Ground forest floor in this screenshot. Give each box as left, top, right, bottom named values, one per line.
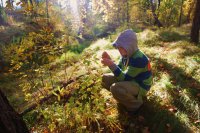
left=0, top=25, right=200, bottom=132
left=78, top=26, right=200, bottom=132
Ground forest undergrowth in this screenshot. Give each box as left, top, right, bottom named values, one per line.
left=1, top=25, right=200, bottom=133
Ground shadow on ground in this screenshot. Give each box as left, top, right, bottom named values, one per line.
left=158, top=30, right=189, bottom=42
left=151, top=56, right=200, bottom=101
left=117, top=98, right=192, bottom=133
left=116, top=55, right=199, bottom=132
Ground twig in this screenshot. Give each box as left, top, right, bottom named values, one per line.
left=19, top=75, right=84, bottom=116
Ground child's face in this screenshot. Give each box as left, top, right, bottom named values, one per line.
left=118, top=47, right=127, bottom=57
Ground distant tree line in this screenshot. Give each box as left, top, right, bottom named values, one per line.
left=0, top=0, right=199, bottom=43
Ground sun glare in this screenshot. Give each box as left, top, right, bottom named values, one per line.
left=58, top=0, right=79, bottom=18
left=69, top=0, right=78, bottom=13
left=58, top=0, right=78, bottom=12
left=3, top=0, right=20, bottom=8
left=3, top=0, right=78, bottom=15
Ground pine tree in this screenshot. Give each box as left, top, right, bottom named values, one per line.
left=191, top=0, right=200, bottom=43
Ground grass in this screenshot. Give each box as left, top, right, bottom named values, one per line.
left=0, top=22, right=26, bottom=44
left=0, top=72, right=25, bottom=110
left=87, top=26, right=199, bottom=132
left=137, top=26, right=200, bottom=132
left=0, top=25, right=200, bottom=132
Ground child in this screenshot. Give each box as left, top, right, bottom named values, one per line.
left=101, top=29, right=152, bottom=114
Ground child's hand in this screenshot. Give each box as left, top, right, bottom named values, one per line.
left=102, top=51, right=111, bottom=59
left=101, top=58, right=114, bottom=66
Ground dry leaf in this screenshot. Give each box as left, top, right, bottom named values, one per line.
left=166, top=123, right=170, bottom=127
left=104, top=109, right=112, bottom=115
left=160, top=64, right=163, bottom=67
left=166, top=123, right=172, bottom=133
left=138, top=115, right=145, bottom=122
left=31, top=127, right=35, bottom=132
left=43, top=129, right=48, bottom=133
left=194, top=120, right=200, bottom=124
left=169, top=108, right=174, bottom=112
left=142, top=127, right=150, bottom=133
left=168, top=106, right=177, bottom=113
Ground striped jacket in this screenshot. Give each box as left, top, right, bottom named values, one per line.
left=111, top=49, right=153, bottom=91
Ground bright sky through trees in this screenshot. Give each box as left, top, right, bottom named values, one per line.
left=3, top=0, right=20, bottom=7
left=58, top=0, right=78, bottom=13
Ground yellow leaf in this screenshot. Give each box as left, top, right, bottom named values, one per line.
left=58, top=95, right=61, bottom=101
left=52, top=91, right=58, bottom=96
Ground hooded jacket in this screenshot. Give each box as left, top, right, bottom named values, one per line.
left=109, top=29, right=153, bottom=96
left=112, top=29, right=138, bottom=57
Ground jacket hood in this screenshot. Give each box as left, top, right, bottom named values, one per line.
left=112, top=29, right=138, bottom=57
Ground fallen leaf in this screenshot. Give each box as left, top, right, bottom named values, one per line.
left=106, top=103, right=110, bottom=107
left=168, top=106, right=177, bottom=113
left=31, top=127, right=35, bottom=132
left=129, top=123, right=135, bottom=127
left=171, top=80, right=176, bottom=84
left=138, top=115, right=145, bottom=122
left=104, top=109, right=112, bottom=115
left=169, top=108, right=174, bottom=112
left=81, top=126, right=87, bottom=129
left=43, top=129, right=48, bottom=133
left=166, top=123, right=170, bottom=127
left=142, top=127, right=150, bottom=133
left=166, top=123, right=172, bottom=133
left=194, top=120, right=200, bottom=124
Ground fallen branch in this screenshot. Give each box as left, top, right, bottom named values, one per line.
left=19, top=75, right=84, bottom=116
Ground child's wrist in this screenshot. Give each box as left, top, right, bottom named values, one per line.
left=109, top=64, right=118, bottom=71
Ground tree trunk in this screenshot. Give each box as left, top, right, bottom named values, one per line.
left=0, top=89, right=29, bottom=133
left=126, top=0, right=129, bottom=27
left=46, top=0, right=49, bottom=25
left=34, top=0, right=39, bottom=6
left=0, top=8, right=7, bottom=26
left=117, top=2, right=120, bottom=25
left=9, top=0, right=13, bottom=7
left=1, top=0, right=3, bottom=7
left=186, top=0, right=195, bottom=23
left=0, top=14, right=4, bottom=25
left=191, top=0, right=200, bottom=43
left=167, top=8, right=174, bottom=27
left=78, top=0, right=90, bottom=36
left=178, top=0, right=184, bottom=26
left=150, top=0, right=163, bottom=27
left=29, top=0, right=33, bottom=7
left=158, top=0, right=161, bottom=7
left=0, top=46, right=6, bottom=72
